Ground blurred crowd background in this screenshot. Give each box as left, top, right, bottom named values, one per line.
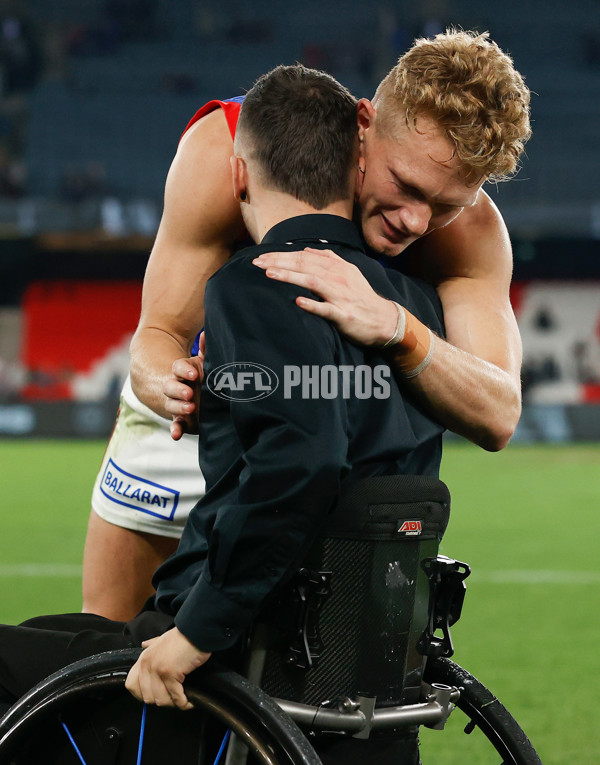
left=0, top=0, right=599, bottom=441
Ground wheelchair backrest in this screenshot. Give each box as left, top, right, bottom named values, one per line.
left=255, top=475, right=451, bottom=708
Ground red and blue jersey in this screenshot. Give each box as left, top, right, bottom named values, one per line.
left=181, top=96, right=244, bottom=143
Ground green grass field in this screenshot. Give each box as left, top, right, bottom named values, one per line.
left=1, top=439, right=599, bottom=763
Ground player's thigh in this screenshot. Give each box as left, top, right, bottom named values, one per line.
left=82, top=512, right=178, bottom=621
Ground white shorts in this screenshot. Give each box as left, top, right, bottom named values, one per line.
left=91, top=375, right=205, bottom=538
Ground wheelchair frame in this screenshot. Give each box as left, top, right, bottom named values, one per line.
left=0, top=647, right=542, bottom=764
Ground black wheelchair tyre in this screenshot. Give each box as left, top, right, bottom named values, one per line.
left=0, top=649, right=322, bottom=765
left=425, top=657, right=543, bottom=765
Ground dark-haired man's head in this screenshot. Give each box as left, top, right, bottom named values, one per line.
left=231, top=64, right=359, bottom=241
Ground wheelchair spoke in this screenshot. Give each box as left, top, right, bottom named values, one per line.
left=213, top=729, right=231, bottom=765
left=61, top=720, right=89, bottom=765
left=136, top=702, right=147, bottom=765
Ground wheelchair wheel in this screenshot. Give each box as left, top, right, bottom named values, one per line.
left=0, top=649, right=322, bottom=765
left=422, top=657, right=543, bottom=764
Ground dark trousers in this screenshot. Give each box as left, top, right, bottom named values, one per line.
left=0, top=608, right=174, bottom=716
left=0, top=611, right=419, bottom=764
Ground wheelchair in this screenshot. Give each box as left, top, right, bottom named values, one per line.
left=0, top=476, right=543, bottom=764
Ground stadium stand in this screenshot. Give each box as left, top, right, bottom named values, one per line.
left=0, top=0, right=599, bottom=439
left=0, top=0, right=596, bottom=232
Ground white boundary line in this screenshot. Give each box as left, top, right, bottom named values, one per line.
left=0, top=564, right=82, bottom=578
left=473, top=570, right=600, bottom=585
left=0, top=564, right=598, bottom=584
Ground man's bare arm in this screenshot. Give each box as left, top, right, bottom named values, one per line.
left=404, top=191, right=522, bottom=450
left=252, top=191, right=522, bottom=451
left=129, top=109, right=245, bottom=417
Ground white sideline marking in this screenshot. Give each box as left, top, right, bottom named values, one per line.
left=473, top=570, right=600, bottom=585
left=0, top=564, right=82, bottom=578
left=0, top=564, right=598, bottom=585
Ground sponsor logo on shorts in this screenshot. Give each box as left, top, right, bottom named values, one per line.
left=206, top=362, right=279, bottom=402
left=100, top=459, right=179, bottom=520
left=398, top=520, right=422, bottom=536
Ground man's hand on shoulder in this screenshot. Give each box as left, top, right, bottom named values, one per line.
left=164, top=334, right=205, bottom=440
left=253, top=247, right=399, bottom=346
left=125, top=626, right=212, bottom=710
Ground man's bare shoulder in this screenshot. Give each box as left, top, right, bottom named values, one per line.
left=177, top=106, right=233, bottom=154
left=159, top=108, right=245, bottom=250
left=405, top=190, right=512, bottom=287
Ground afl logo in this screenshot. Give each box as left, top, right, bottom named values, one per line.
left=206, top=362, right=279, bottom=402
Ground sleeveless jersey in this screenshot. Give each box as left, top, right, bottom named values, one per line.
left=181, top=97, right=244, bottom=142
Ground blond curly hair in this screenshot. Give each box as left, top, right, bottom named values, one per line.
left=373, top=29, right=531, bottom=182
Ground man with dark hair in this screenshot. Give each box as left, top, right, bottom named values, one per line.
left=235, top=65, right=358, bottom=209
left=0, top=66, right=445, bottom=762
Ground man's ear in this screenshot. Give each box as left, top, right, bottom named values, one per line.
left=230, top=155, right=248, bottom=202
left=357, top=98, right=376, bottom=145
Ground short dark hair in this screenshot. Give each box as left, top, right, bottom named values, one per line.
left=237, top=64, right=358, bottom=209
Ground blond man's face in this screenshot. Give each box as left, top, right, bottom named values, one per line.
left=356, top=103, right=483, bottom=256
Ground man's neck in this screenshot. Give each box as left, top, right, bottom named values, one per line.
left=245, top=189, right=354, bottom=243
